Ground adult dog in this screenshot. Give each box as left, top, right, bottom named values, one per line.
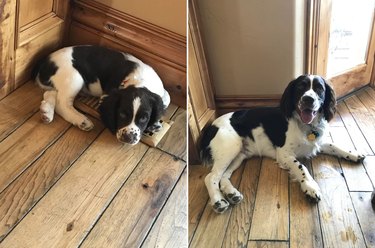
left=200, top=75, right=365, bottom=213
left=34, top=45, right=170, bottom=145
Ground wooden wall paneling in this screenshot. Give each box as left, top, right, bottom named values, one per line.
left=0, top=0, right=16, bottom=99
left=68, top=0, right=186, bottom=108
left=14, top=0, right=70, bottom=88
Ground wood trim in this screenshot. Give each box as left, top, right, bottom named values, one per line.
left=0, top=0, right=17, bottom=99
left=306, top=0, right=319, bottom=74
left=68, top=0, right=186, bottom=108
left=216, top=95, right=281, bottom=113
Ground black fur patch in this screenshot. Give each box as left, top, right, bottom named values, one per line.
left=199, top=125, right=219, bottom=164
left=71, top=46, right=137, bottom=93
left=230, top=107, right=288, bottom=147
left=35, top=57, right=58, bottom=86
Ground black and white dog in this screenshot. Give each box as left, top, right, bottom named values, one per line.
left=34, top=45, right=170, bottom=145
left=200, top=75, right=365, bottom=213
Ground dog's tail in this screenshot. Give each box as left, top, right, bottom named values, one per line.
left=198, top=124, right=219, bottom=166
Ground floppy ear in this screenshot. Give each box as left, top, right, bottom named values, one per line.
left=98, top=90, right=120, bottom=134
left=322, top=78, right=336, bottom=122
left=280, top=79, right=297, bottom=118
left=146, top=91, right=165, bottom=127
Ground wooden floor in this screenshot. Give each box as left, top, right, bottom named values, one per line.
left=0, top=81, right=187, bottom=247
left=189, top=87, right=375, bottom=248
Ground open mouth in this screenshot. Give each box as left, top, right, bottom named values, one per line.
left=299, top=107, right=317, bottom=124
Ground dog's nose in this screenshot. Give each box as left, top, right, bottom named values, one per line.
left=121, top=131, right=138, bottom=144
left=302, top=95, right=314, bottom=105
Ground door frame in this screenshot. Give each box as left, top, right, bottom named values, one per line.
left=306, top=0, right=375, bottom=98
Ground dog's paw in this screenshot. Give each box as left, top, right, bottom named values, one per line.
left=212, top=199, right=230, bottom=214
left=344, top=151, right=366, bottom=163
left=225, top=192, right=243, bottom=205
left=146, top=121, right=163, bottom=132
left=77, top=118, right=94, bottom=131
left=301, top=179, right=321, bottom=203
left=40, top=100, right=54, bottom=124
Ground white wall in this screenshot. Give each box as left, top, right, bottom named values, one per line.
left=197, top=0, right=306, bottom=96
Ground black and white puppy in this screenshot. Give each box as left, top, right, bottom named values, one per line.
left=200, top=75, right=365, bottom=213
left=34, top=45, right=170, bottom=145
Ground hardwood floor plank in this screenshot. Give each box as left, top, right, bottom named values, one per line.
left=363, top=156, right=375, bottom=186
left=330, top=111, right=344, bottom=127
left=142, top=169, right=187, bottom=248
left=336, top=103, right=373, bottom=156
left=356, top=89, right=375, bottom=113
left=0, top=118, right=103, bottom=241
left=312, top=155, right=366, bottom=247
left=350, top=192, right=375, bottom=247
left=189, top=165, right=245, bottom=248
left=247, top=241, right=289, bottom=248
left=249, top=158, right=289, bottom=241
left=290, top=159, right=323, bottom=248
left=157, top=108, right=186, bottom=160
left=0, top=113, right=70, bottom=193
left=222, top=158, right=261, bottom=248
left=0, top=131, right=148, bottom=248
left=330, top=126, right=373, bottom=191
left=80, top=148, right=185, bottom=248
left=188, top=165, right=210, bottom=243
left=344, top=95, right=368, bottom=113
left=0, top=81, right=42, bottom=142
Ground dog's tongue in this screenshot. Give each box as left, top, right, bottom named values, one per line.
left=301, top=109, right=315, bottom=124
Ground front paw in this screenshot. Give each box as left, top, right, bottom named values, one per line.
left=77, top=118, right=94, bottom=131
left=301, top=179, right=321, bottom=203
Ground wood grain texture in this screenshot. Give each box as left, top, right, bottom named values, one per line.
left=350, top=192, right=375, bottom=247
left=157, top=108, right=186, bottom=161
left=0, top=113, right=70, bottom=193
left=189, top=165, right=245, bottom=248
left=0, top=81, right=42, bottom=142
left=0, top=0, right=16, bottom=99
left=223, top=158, right=261, bottom=248
left=249, top=158, right=289, bottom=240
left=188, top=165, right=210, bottom=243
left=0, top=118, right=103, bottom=241
left=336, top=102, right=373, bottom=156
left=363, top=156, right=375, bottom=186
left=142, top=169, right=188, bottom=248
left=0, top=131, right=148, bottom=248
left=312, top=155, right=366, bottom=248
left=290, top=160, right=323, bottom=248
left=247, top=241, right=289, bottom=248
left=80, top=148, right=185, bottom=248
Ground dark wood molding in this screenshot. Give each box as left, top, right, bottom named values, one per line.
left=215, top=95, right=281, bottom=114
left=68, top=0, right=187, bottom=108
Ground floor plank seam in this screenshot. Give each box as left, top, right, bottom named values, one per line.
left=347, top=191, right=370, bottom=247
left=311, top=159, right=325, bottom=248
left=0, top=122, right=72, bottom=196
left=0, top=127, right=105, bottom=243
left=139, top=166, right=187, bottom=247
left=77, top=147, right=151, bottom=246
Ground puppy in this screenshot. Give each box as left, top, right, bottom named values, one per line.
left=200, top=75, right=365, bottom=213
left=34, top=45, right=170, bottom=144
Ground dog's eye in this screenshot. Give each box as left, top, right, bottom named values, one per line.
left=139, top=116, right=148, bottom=123
left=119, top=112, right=127, bottom=119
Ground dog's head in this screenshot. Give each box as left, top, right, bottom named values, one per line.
left=99, top=86, right=164, bottom=145
left=280, top=75, right=336, bottom=124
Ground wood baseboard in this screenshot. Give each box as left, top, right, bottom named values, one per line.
left=215, top=95, right=281, bottom=114
left=68, top=0, right=186, bottom=108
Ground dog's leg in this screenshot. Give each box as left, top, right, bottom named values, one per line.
left=55, top=88, right=94, bottom=131
left=320, top=142, right=365, bottom=163
left=277, top=149, right=321, bottom=202
left=219, top=152, right=246, bottom=205
left=205, top=146, right=242, bottom=213
left=40, top=90, right=57, bottom=123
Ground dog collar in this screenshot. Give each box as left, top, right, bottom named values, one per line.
left=307, top=130, right=320, bottom=141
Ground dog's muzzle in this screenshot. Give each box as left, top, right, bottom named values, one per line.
left=116, top=127, right=140, bottom=145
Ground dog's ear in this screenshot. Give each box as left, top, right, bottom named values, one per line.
left=99, top=90, right=120, bottom=134
left=146, top=90, right=165, bottom=127
left=280, top=78, right=297, bottom=118
left=322, top=78, right=336, bottom=122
